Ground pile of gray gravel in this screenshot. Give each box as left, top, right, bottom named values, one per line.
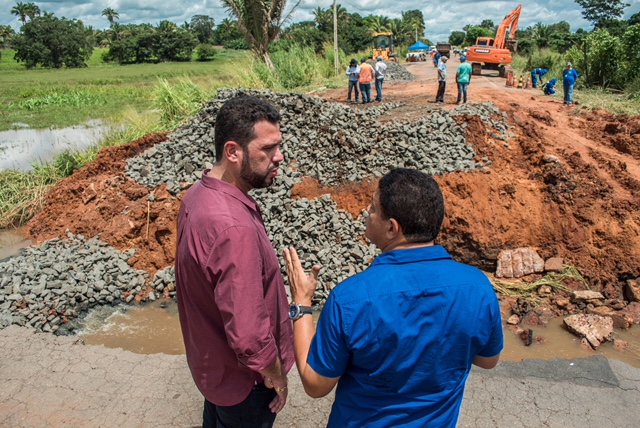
left=2, top=89, right=515, bottom=332
left=0, top=233, right=147, bottom=333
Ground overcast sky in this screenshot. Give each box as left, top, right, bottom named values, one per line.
left=2, top=1, right=640, bottom=42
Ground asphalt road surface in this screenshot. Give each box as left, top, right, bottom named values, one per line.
left=1, top=325, right=638, bottom=427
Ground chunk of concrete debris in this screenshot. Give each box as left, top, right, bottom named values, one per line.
left=563, top=314, right=613, bottom=349
left=496, top=247, right=545, bottom=278
left=506, top=314, right=520, bottom=325
left=571, top=290, right=604, bottom=302
left=544, top=257, right=563, bottom=272
left=587, top=306, right=634, bottom=329
left=625, top=279, right=640, bottom=303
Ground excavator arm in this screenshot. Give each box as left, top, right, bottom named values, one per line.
left=494, top=4, right=521, bottom=49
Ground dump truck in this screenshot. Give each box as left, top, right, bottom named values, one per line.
left=466, top=4, right=521, bottom=77
left=436, top=42, right=452, bottom=58
left=372, top=32, right=398, bottom=61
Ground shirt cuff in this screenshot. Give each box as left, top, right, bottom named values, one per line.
left=237, top=335, right=279, bottom=372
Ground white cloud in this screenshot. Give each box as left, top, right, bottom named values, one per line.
left=1, top=0, right=639, bottom=42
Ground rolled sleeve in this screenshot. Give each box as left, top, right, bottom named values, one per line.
left=209, top=226, right=278, bottom=372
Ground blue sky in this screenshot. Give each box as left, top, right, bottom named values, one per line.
left=1, top=1, right=639, bottom=42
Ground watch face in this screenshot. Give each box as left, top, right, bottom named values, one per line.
left=288, top=305, right=300, bottom=320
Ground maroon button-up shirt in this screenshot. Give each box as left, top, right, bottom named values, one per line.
left=175, top=170, right=294, bottom=406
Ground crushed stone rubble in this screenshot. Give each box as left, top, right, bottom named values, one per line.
left=0, top=232, right=147, bottom=333
left=4, top=88, right=513, bottom=332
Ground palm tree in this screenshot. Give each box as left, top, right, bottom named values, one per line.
left=102, top=7, right=120, bottom=27
left=365, top=15, right=391, bottom=33
left=11, top=2, right=29, bottom=24
left=220, top=0, right=301, bottom=69
left=24, top=2, right=40, bottom=20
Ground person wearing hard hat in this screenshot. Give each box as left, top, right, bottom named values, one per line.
left=374, top=56, right=388, bottom=102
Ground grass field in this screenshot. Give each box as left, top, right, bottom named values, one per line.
left=0, top=48, right=251, bottom=131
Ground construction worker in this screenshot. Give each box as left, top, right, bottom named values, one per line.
left=531, top=68, right=548, bottom=89
left=543, top=78, right=557, bottom=95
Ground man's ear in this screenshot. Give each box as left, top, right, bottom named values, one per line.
left=387, top=218, right=402, bottom=240
left=223, top=141, right=240, bottom=163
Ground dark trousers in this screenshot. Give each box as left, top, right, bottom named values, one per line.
left=203, top=383, right=277, bottom=428
left=436, top=81, right=446, bottom=102
left=359, top=82, right=372, bottom=103
left=347, top=80, right=359, bottom=101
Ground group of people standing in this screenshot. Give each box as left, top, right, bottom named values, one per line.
left=532, top=62, right=580, bottom=104
left=435, top=54, right=472, bottom=104
left=345, top=57, right=388, bottom=103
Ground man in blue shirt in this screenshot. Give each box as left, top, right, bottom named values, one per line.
left=562, top=62, right=580, bottom=105
left=531, top=68, right=548, bottom=88
left=284, top=168, right=503, bottom=427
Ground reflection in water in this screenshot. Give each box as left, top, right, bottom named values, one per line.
left=0, top=120, right=113, bottom=171
left=78, top=299, right=640, bottom=368
left=77, top=299, right=185, bottom=355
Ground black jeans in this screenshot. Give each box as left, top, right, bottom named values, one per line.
left=436, top=81, right=446, bottom=102
left=203, top=383, right=277, bottom=428
left=347, top=80, right=359, bottom=101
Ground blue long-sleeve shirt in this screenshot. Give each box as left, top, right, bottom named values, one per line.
left=563, top=68, right=579, bottom=85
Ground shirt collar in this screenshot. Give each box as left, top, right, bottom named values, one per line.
left=371, top=245, right=452, bottom=266
left=200, top=169, right=260, bottom=212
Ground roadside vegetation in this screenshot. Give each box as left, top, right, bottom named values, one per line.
left=1, top=0, right=639, bottom=229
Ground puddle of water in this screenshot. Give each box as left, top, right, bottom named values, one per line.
left=78, top=299, right=640, bottom=368
left=502, top=316, right=640, bottom=368
left=77, top=299, right=185, bottom=355
left=0, top=227, right=32, bottom=260
left=0, top=120, right=113, bottom=171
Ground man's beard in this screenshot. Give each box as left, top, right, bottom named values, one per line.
left=240, top=154, right=277, bottom=189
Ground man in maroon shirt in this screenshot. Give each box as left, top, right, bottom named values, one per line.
left=175, top=95, right=293, bottom=427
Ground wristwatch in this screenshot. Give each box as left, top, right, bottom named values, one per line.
left=288, top=303, right=313, bottom=320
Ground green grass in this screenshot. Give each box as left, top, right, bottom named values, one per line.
left=0, top=47, right=250, bottom=131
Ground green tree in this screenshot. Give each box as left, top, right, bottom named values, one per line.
left=463, top=26, right=494, bottom=46
left=220, top=0, right=302, bottom=69
left=0, top=25, right=16, bottom=48
left=449, top=31, right=465, bottom=46
left=13, top=14, right=94, bottom=68
left=101, top=7, right=120, bottom=27
left=574, top=0, right=630, bottom=27
left=567, top=28, right=625, bottom=88
left=11, top=2, right=29, bottom=24
left=388, top=18, right=411, bottom=46
left=190, top=15, right=215, bottom=43
left=480, top=19, right=495, bottom=29
left=622, top=24, right=640, bottom=79
left=155, top=20, right=198, bottom=61
left=364, top=15, right=391, bottom=33
left=629, top=12, right=640, bottom=25
left=402, top=10, right=425, bottom=41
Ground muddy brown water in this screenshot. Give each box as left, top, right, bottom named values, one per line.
left=78, top=298, right=640, bottom=368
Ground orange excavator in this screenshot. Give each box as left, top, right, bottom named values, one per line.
left=466, top=4, right=521, bottom=77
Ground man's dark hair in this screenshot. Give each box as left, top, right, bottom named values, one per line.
left=378, top=168, right=445, bottom=243
left=214, top=95, right=281, bottom=162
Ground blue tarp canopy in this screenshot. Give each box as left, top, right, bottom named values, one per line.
left=409, top=41, right=430, bottom=51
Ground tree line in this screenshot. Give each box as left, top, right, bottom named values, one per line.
left=1, top=0, right=639, bottom=92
